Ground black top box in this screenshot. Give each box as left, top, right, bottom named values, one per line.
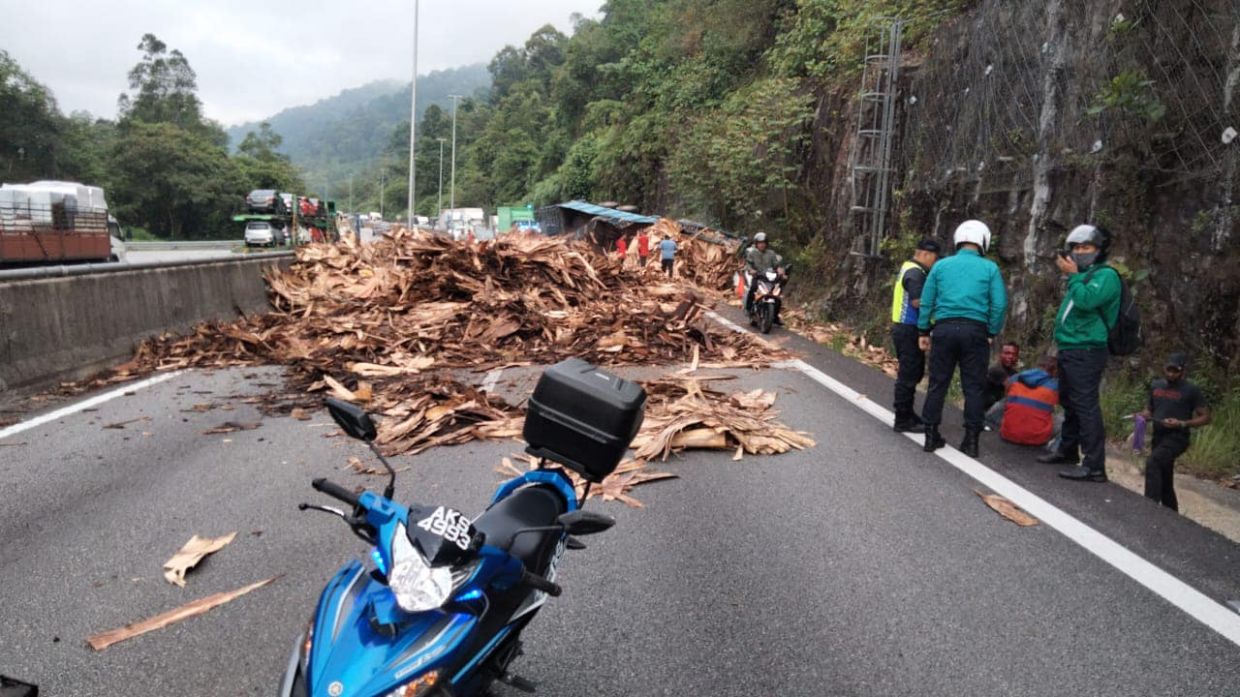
left=523, top=359, right=647, bottom=483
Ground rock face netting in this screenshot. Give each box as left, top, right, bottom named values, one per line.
left=885, top=0, right=1240, bottom=363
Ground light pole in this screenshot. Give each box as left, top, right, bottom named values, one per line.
left=437, top=138, right=446, bottom=223
left=406, top=0, right=419, bottom=228
left=449, top=94, right=463, bottom=223
left=379, top=158, right=385, bottom=219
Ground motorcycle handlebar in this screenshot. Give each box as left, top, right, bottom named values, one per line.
left=312, top=478, right=361, bottom=508
left=521, top=569, right=562, bottom=597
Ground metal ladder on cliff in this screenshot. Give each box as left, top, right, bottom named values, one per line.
left=849, top=18, right=905, bottom=258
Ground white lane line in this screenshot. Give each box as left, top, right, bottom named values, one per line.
left=0, top=370, right=184, bottom=441
left=480, top=368, right=504, bottom=394
left=705, top=311, right=1240, bottom=645
left=774, top=357, right=1240, bottom=648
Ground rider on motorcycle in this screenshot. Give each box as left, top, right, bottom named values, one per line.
left=744, top=232, right=786, bottom=324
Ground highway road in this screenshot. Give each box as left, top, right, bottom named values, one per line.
left=1, top=319, right=1239, bottom=696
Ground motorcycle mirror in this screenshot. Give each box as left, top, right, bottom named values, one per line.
left=557, top=510, right=615, bottom=536
left=326, top=397, right=377, bottom=441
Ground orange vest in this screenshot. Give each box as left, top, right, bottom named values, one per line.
left=1000, top=371, right=1058, bottom=446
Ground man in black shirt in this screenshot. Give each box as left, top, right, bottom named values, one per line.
left=1137, top=353, right=1212, bottom=511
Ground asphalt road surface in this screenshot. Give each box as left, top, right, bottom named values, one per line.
left=2, top=325, right=1239, bottom=696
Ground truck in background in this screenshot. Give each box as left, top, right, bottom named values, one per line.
left=0, top=180, right=126, bottom=265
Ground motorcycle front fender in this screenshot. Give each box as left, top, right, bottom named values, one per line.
left=276, top=631, right=304, bottom=697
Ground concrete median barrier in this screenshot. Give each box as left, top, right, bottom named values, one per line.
left=0, top=255, right=291, bottom=392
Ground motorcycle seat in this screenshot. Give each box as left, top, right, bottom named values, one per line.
left=473, top=486, right=567, bottom=571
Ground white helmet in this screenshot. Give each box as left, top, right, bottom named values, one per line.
left=953, top=220, right=992, bottom=254
left=753, top=232, right=768, bottom=243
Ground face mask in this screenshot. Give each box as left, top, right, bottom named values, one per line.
left=1072, top=251, right=1098, bottom=268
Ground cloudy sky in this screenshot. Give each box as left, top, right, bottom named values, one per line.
left=2, top=0, right=601, bottom=125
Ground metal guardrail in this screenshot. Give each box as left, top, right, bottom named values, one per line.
left=0, top=250, right=294, bottom=282
left=124, top=240, right=243, bottom=251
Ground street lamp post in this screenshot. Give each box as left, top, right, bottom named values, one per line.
left=449, top=94, right=463, bottom=223
left=437, top=138, right=446, bottom=224
left=406, top=0, right=419, bottom=228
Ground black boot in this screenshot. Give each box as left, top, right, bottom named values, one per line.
left=1037, top=451, right=1079, bottom=465
left=960, top=429, right=980, bottom=458
left=893, top=409, right=925, bottom=433
left=1058, top=465, right=1108, bottom=483
left=923, top=426, right=946, bottom=452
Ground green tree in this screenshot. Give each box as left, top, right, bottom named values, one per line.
left=118, top=34, right=204, bottom=130
left=0, top=50, right=62, bottom=180
left=110, top=121, right=241, bottom=239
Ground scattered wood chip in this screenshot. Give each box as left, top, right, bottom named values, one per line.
left=162, top=532, right=237, bottom=587
left=498, top=455, right=677, bottom=508
left=202, top=421, right=262, bottom=435
left=86, top=576, right=279, bottom=651
left=102, top=417, right=148, bottom=430
left=974, top=491, right=1039, bottom=527
left=290, top=407, right=312, bottom=421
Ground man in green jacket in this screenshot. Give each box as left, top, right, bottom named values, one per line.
left=917, top=220, right=1008, bottom=457
left=1039, top=224, right=1122, bottom=482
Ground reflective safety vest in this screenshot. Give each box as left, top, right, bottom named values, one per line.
left=891, top=260, right=924, bottom=324
left=1000, top=370, right=1059, bottom=446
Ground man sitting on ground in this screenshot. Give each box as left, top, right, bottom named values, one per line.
left=999, top=355, right=1060, bottom=447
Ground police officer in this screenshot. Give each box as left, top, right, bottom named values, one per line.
left=917, top=220, right=1008, bottom=457
left=891, top=239, right=942, bottom=433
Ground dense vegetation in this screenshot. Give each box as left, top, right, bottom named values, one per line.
left=1, top=36, right=303, bottom=238
left=345, top=0, right=967, bottom=230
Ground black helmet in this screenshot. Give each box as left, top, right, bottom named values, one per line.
left=1065, top=224, right=1112, bottom=260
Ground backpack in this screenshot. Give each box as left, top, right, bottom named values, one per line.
left=1089, top=266, right=1142, bottom=356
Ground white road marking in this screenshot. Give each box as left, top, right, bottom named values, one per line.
left=704, top=310, right=1240, bottom=647
left=0, top=371, right=184, bottom=441
left=480, top=368, right=504, bottom=394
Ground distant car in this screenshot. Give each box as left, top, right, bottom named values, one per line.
left=279, top=192, right=294, bottom=212
left=245, top=220, right=286, bottom=247
left=246, top=189, right=281, bottom=214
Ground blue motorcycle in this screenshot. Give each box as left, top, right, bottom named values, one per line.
left=280, top=359, right=646, bottom=697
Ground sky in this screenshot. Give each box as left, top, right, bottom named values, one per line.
left=1, top=0, right=601, bottom=126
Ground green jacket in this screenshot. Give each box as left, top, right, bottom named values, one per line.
left=1054, top=264, right=1122, bottom=350
left=917, top=248, right=1008, bottom=336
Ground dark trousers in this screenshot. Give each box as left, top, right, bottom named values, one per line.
left=1145, top=429, right=1190, bottom=511
left=1057, top=348, right=1109, bottom=472
left=891, top=324, right=925, bottom=419
left=921, top=321, right=989, bottom=431
left=661, top=258, right=674, bottom=276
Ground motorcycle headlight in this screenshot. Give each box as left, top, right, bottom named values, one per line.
left=389, top=526, right=453, bottom=612
left=383, top=671, right=439, bottom=697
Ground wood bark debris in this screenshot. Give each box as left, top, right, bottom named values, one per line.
left=162, top=532, right=237, bottom=587
left=631, top=377, right=815, bottom=462
left=974, top=491, right=1040, bottom=527
left=86, top=576, right=279, bottom=651
left=60, top=228, right=795, bottom=459
left=498, top=455, right=678, bottom=509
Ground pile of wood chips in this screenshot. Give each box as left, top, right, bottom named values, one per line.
left=632, top=376, right=815, bottom=463
left=126, top=227, right=768, bottom=378
left=625, top=218, right=742, bottom=292
left=98, top=227, right=787, bottom=460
